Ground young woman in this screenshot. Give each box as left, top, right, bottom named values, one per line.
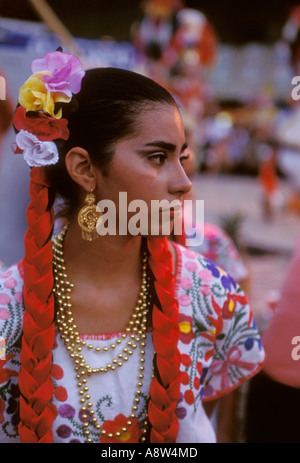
left=0, top=50, right=264, bottom=444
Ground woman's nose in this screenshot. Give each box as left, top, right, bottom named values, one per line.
left=168, top=162, right=192, bottom=196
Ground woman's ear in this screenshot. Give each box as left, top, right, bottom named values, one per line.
left=65, top=147, right=97, bottom=192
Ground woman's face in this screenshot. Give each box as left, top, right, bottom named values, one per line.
left=95, top=103, right=192, bottom=238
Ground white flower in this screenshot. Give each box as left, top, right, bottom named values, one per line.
left=15, top=129, right=59, bottom=167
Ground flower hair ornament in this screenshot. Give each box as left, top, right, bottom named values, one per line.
left=12, top=49, right=85, bottom=166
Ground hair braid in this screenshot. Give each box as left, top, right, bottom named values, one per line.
left=147, top=237, right=181, bottom=443
left=18, top=166, right=57, bottom=443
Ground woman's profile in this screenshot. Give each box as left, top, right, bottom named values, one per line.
left=0, top=50, right=264, bottom=443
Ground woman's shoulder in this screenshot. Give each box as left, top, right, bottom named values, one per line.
left=173, top=241, right=238, bottom=296
left=0, top=261, right=24, bottom=349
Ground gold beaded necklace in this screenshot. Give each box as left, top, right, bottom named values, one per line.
left=52, top=227, right=153, bottom=443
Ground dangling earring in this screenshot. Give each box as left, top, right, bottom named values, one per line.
left=78, top=190, right=102, bottom=241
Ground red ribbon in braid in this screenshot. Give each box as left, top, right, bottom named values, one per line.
left=18, top=167, right=57, bottom=443
left=147, top=238, right=181, bottom=443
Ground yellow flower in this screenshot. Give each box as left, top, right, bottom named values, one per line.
left=18, top=72, right=71, bottom=119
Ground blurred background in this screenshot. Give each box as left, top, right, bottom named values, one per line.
left=0, top=0, right=300, bottom=442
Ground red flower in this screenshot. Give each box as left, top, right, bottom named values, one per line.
left=180, top=371, right=190, bottom=385
left=222, top=293, right=237, bottom=320
left=13, top=106, right=69, bottom=141
left=178, top=314, right=194, bottom=344
left=194, top=377, right=200, bottom=390
left=196, top=362, right=203, bottom=376
left=0, top=354, right=18, bottom=384
left=100, top=414, right=142, bottom=443
left=184, top=389, right=194, bottom=405
left=51, top=364, right=64, bottom=380
left=54, top=385, right=68, bottom=402
left=181, top=354, right=192, bottom=367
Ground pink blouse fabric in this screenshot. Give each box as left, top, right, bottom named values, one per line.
left=262, top=237, right=300, bottom=388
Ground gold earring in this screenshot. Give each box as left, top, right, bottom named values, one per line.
left=78, top=190, right=102, bottom=241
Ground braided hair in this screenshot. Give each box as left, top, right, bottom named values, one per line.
left=17, top=65, right=181, bottom=442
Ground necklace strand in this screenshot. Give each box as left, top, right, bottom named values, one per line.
left=52, top=227, right=153, bottom=442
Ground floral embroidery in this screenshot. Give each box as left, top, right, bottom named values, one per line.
left=178, top=314, right=194, bottom=344
left=100, top=414, right=141, bottom=443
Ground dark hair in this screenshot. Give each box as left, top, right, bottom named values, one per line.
left=46, top=67, right=177, bottom=219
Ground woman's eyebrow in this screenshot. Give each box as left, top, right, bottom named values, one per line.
left=143, top=140, right=188, bottom=152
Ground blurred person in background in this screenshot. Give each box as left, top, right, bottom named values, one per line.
left=245, top=235, right=300, bottom=442
left=0, top=69, right=14, bottom=272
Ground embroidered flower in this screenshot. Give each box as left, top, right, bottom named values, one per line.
left=184, top=389, right=194, bottom=405
left=0, top=308, right=10, bottom=320
left=181, top=353, right=192, bottom=367
left=31, top=51, right=85, bottom=98
left=198, top=269, right=212, bottom=282
left=222, top=293, right=237, bottom=320
left=205, top=261, right=220, bottom=277
left=221, top=273, right=237, bottom=291
left=54, top=385, right=68, bottom=402
left=175, top=406, right=187, bottom=419
left=16, top=130, right=59, bottom=167
left=0, top=294, right=11, bottom=305
left=199, top=284, right=211, bottom=296
left=3, top=278, right=17, bottom=290
left=180, top=371, right=190, bottom=385
left=185, top=261, right=198, bottom=273
left=14, top=292, right=23, bottom=304
left=178, top=293, right=191, bottom=307
left=14, top=106, right=69, bottom=141
left=58, top=404, right=75, bottom=419
left=51, top=364, right=64, bottom=380
left=0, top=270, right=12, bottom=278
left=0, top=355, right=18, bottom=384
left=178, top=313, right=194, bottom=344
left=100, top=414, right=141, bottom=443
left=56, top=424, right=72, bottom=439
left=181, top=276, right=193, bottom=290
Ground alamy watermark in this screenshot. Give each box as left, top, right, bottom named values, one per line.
left=0, top=336, right=6, bottom=361
left=0, top=76, right=6, bottom=100
left=291, top=336, right=300, bottom=360
left=95, top=193, right=204, bottom=246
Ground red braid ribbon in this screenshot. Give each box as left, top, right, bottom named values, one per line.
left=147, top=238, right=181, bottom=443
left=18, top=167, right=57, bottom=443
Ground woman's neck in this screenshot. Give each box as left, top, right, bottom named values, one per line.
left=62, top=220, right=143, bottom=285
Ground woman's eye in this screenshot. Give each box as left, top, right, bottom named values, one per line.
left=149, top=153, right=167, bottom=165
left=180, top=153, right=190, bottom=164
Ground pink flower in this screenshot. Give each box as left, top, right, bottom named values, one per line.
left=198, top=269, right=212, bottom=283
left=0, top=294, right=11, bottom=305
left=200, top=285, right=211, bottom=296
left=14, top=291, right=23, bottom=304
left=185, top=261, right=198, bottom=273
left=184, top=249, right=196, bottom=259
left=178, top=294, right=192, bottom=307
left=3, top=278, right=17, bottom=290
left=0, top=270, right=12, bottom=278
left=181, top=277, right=193, bottom=290
left=31, top=51, right=85, bottom=98
left=0, top=308, right=10, bottom=320
left=16, top=130, right=59, bottom=167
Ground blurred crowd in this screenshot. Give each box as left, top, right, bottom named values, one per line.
left=130, top=0, right=300, bottom=221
